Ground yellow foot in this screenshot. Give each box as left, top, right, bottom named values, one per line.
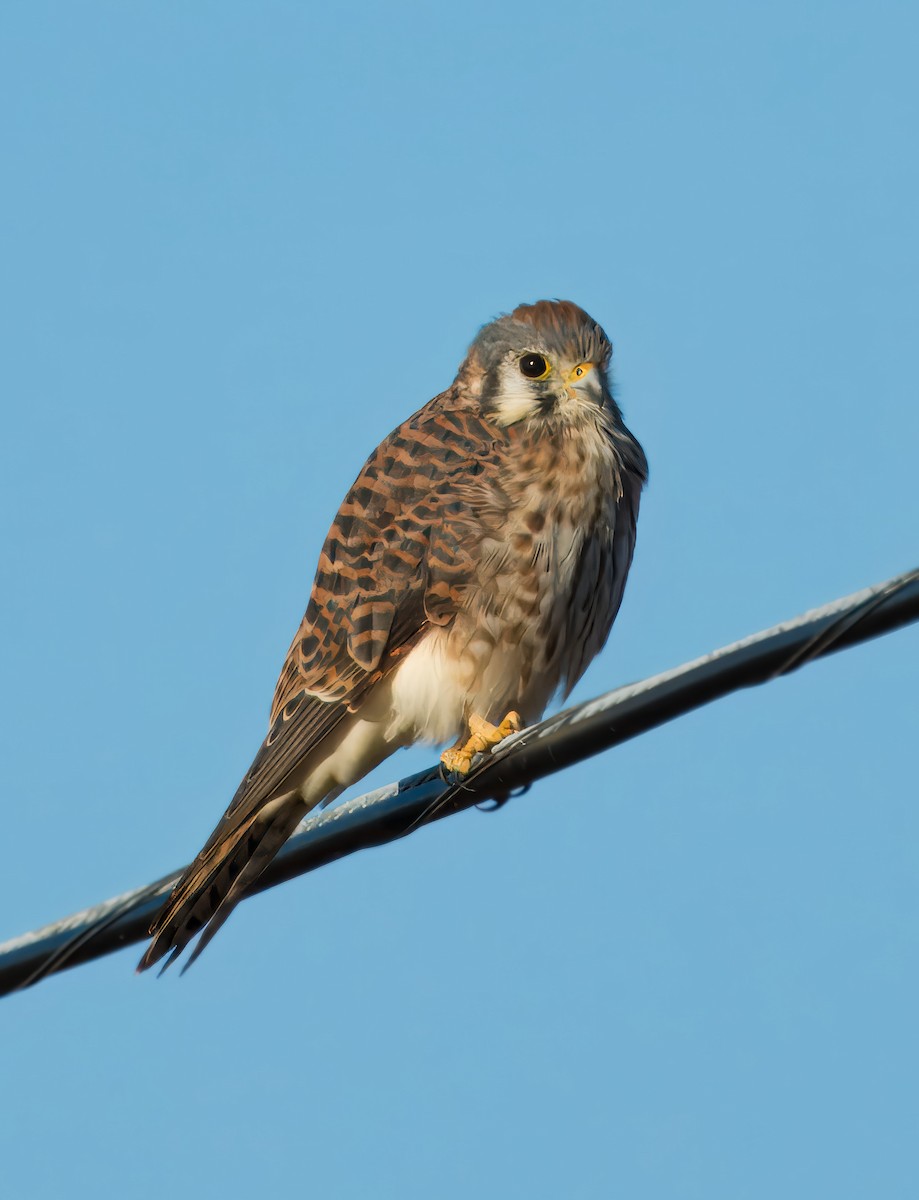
left=440, top=710, right=522, bottom=777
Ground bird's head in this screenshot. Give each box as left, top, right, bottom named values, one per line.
left=460, top=299, right=617, bottom=428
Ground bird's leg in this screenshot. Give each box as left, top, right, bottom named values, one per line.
left=441, top=710, right=522, bottom=777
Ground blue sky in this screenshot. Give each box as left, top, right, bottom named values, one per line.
left=2, top=2, right=918, bottom=1196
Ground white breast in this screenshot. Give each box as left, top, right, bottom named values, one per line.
left=387, top=630, right=469, bottom=744
left=386, top=407, right=623, bottom=748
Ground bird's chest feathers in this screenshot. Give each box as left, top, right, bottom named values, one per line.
left=501, top=417, right=619, bottom=580
left=391, top=413, right=624, bottom=743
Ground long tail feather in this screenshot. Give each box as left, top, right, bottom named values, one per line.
left=177, top=802, right=307, bottom=973
left=137, top=791, right=306, bottom=974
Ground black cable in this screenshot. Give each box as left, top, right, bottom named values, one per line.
left=2, top=566, right=917, bottom=996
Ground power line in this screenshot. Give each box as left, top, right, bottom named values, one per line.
left=1, top=565, right=917, bottom=997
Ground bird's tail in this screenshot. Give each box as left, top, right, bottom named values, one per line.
left=137, top=790, right=307, bottom=975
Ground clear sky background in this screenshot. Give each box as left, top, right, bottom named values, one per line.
left=1, top=2, right=918, bottom=1197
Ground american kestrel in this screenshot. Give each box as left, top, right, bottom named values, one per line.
left=139, top=300, right=648, bottom=972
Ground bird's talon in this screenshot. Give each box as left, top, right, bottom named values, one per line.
left=440, top=746, right=474, bottom=777
left=467, top=710, right=522, bottom=748
left=441, top=710, right=523, bottom=778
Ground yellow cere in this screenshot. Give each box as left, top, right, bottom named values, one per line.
left=568, top=362, right=595, bottom=382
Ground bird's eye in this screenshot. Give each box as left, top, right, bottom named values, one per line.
left=519, top=353, right=550, bottom=380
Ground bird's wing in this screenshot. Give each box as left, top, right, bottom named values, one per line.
left=238, top=400, right=502, bottom=817
left=562, top=422, right=647, bottom=696
left=139, top=398, right=503, bottom=972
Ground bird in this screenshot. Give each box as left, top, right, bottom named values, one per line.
left=138, top=299, right=648, bottom=974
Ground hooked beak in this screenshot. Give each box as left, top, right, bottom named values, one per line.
left=564, top=361, right=600, bottom=401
